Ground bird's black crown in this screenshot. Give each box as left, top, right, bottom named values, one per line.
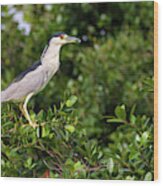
left=52, top=32, right=66, bottom=37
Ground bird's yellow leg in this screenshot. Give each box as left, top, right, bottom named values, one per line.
left=22, top=93, right=38, bottom=128
left=19, top=103, right=25, bottom=116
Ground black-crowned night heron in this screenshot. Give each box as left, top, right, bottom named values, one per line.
left=1, top=32, right=81, bottom=128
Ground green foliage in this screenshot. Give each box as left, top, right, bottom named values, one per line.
left=1, top=2, right=154, bottom=180
left=106, top=104, right=153, bottom=180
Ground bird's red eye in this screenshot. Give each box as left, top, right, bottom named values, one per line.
left=60, top=35, right=64, bottom=39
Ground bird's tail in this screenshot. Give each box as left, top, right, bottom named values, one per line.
left=1, top=90, right=9, bottom=103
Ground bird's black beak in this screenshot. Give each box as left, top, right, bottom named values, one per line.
left=66, top=36, right=81, bottom=43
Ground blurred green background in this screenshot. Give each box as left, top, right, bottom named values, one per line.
left=1, top=2, right=154, bottom=180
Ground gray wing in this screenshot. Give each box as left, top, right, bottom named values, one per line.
left=1, top=62, right=45, bottom=102
left=12, top=60, right=42, bottom=83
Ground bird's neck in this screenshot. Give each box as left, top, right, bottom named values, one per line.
left=41, top=44, right=61, bottom=65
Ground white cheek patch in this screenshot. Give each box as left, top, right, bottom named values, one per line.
left=50, top=37, right=65, bottom=45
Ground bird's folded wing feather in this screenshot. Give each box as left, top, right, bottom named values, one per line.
left=1, top=61, right=45, bottom=102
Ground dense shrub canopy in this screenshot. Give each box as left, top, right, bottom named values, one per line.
left=1, top=2, right=154, bottom=180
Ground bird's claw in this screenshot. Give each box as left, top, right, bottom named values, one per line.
left=39, top=122, right=46, bottom=127
left=29, top=122, right=38, bottom=129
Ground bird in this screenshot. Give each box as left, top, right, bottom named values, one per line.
left=1, top=32, right=81, bottom=128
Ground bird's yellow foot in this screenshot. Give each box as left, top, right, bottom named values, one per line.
left=40, top=122, right=46, bottom=127
left=29, top=122, right=38, bottom=129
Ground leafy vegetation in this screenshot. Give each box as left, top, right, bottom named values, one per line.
left=1, top=2, right=154, bottom=180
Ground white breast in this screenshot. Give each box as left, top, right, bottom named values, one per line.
left=40, top=42, right=61, bottom=89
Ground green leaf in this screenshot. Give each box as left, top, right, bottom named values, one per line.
left=130, top=114, right=136, bottom=124
left=27, top=158, right=32, bottom=166
left=65, top=159, right=74, bottom=166
left=141, top=131, right=149, bottom=145
left=24, top=157, right=32, bottom=168
left=143, top=77, right=154, bottom=93
left=135, top=134, right=141, bottom=142
left=130, top=104, right=136, bottom=116
left=129, top=149, right=140, bottom=160
left=66, top=95, right=78, bottom=107
left=65, top=125, right=75, bottom=133
left=144, top=172, right=152, bottom=181
left=115, top=105, right=126, bottom=120
left=126, top=176, right=135, bottom=180
left=107, top=118, right=125, bottom=123
left=74, top=161, right=83, bottom=171
left=42, top=126, right=49, bottom=137
left=107, top=158, right=114, bottom=175
left=98, top=151, right=103, bottom=159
